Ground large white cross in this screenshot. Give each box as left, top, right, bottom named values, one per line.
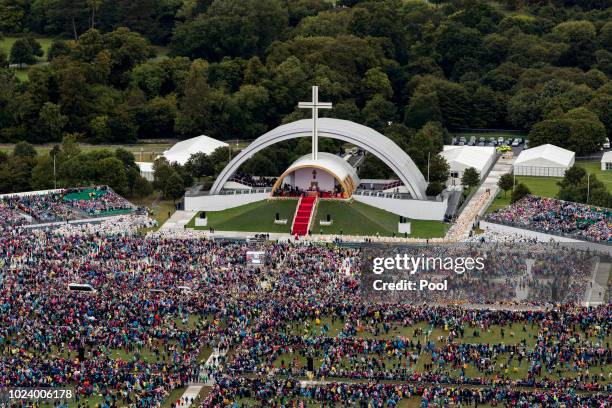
left=298, top=86, right=332, bottom=161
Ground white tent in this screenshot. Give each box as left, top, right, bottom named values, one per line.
left=441, top=145, right=496, bottom=182
left=163, top=135, right=229, bottom=165
left=514, top=144, right=575, bottom=177
left=136, top=162, right=154, bottom=182
left=601, top=151, right=612, bottom=171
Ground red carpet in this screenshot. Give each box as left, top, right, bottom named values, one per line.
left=291, top=196, right=316, bottom=236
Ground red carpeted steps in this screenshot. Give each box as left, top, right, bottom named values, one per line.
left=291, top=196, right=317, bottom=236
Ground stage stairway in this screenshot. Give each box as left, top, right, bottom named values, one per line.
left=291, top=196, right=317, bottom=236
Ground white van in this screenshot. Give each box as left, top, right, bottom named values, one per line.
left=68, top=283, right=97, bottom=294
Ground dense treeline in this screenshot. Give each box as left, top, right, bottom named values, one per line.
left=0, top=0, right=611, bottom=181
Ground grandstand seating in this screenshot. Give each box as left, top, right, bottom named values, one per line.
left=291, top=196, right=317, bottom=236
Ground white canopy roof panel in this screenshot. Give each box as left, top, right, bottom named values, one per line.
left=164, top=135, right=228, bottom=165
left=514, top=144, right=575, bottom=167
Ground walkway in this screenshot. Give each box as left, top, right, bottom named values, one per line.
left=586, top=261, right=609, bottom=306
left=175, top=385, right=204, bottom=407
left=445, top=154, right=515, bottom=241
left=160, top=210, right=197, bottom=231
left=174, top=348, right=227, bottom=407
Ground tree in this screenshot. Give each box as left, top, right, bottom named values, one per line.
left=511, top=183, right=530, bottom=203
left=406, top=122, right=446, bottom=173
left=426, top=181, right=445, bottom=197
left=361, top=95, right=397, bottom=132
left=461, top=167, right=480, bottom=188
left=48, top=40, right=72, bottom=61
left=529, top=108, right=606, bottom=155
left=95, top=157, right=128, bottom=195
left=360, top=67, right=392, bottom=100
left=35, top=103, right=68, bottom=143
left=427, top=154, right=450, bottom=184
left=498, top=173, right=513, bottom=197
left=10, top=38, right=43, bottom=67
left=170, top=0, right=288, bottom=61
left=0, top=48, right=7, bottom=68
left=186, top=152, right=214, bottom=178
left=166, top=171, right=185, bottom=203
left=404, top=93, right=442, bottom=129
left=13, top=141, right=37, bottom=160
left=557, top=165, right=611, bottom=207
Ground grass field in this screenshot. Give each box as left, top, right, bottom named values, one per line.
left=313, top=200, right=448, bottom=238
left=187, top=199, right=298, bottom=233
left=0, top=36, right=55, bottom=60
left=131, top=193, right=177, bottom=230
left=486, top=161, right=612, bottom=213
left=186, top=199, right=448, bottom=237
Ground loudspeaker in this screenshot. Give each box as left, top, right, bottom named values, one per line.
left=307, top=357, right=314, bottom=371
left=200, top=212, right=206, bottom=219
left=326, top=214, right=331, bottom=222
left=275, top=212, right=279, bottom=220
left=78, top=346, right=85, bottom=361
left=399, top=216, right=404, bottom=223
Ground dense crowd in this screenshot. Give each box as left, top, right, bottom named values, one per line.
left=486, top=195, right=612, bottom=243
left=229, top=175, right=276, bottom=188
left=0, top=186, right=133, bottom=226
left=0, top=216, right=609, bottom=407
left=204, top=377, right=612, bottom=407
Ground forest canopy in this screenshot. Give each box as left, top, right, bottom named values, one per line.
left=0, top=0, right=610, bottom=160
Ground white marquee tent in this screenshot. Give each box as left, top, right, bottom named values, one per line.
left=163, top=135, right=229, bottom=165
left=136, top=162, right=154, bottom=182
left=601, top=151, right=612, bottom=171
left=441, top=145, right=496, bottom=182
left=514, top=144, right=575, bottom=177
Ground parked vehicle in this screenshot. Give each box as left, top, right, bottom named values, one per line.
left=489, top=137, right=496, bottom=145
left=478, top=141, right=485, bottom=146
left=604, top=138, right=610, bottom=149
left=512, top=139, right=520, bottom=147
left=497, top=136, right=504, bottom=144
left=451, top=137, right=458, bottom=145
left=479, top=136, right=486, bottom=143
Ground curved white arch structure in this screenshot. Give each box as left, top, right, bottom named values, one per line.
left=211, top=118, right=428, bottom=200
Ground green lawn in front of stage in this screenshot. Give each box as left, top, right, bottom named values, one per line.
left=187, top=199, right=298, bottom=233
left=312, top=200, right=448, bottom=238
left=186, top=199, right=448, bottom=237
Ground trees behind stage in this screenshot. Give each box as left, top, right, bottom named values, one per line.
left=0, top=0, right=610, bottom=194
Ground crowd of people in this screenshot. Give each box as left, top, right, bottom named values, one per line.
left=63, top=186, right=134, bottom=216
left=229, top=175, right=276, bottom=188
left=0, top=186, right=133, bottom=226
left=486, top=195, right=611, bottom=243
left=204, top=377, right=611, bottom=407
left=0, top=211, right=609, bottom=407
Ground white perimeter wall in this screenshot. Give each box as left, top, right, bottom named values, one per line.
left=185, top=193, right=268, bottom=211
left=354, top=195, right=447, bottom=221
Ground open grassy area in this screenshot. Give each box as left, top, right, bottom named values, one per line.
left=186, top=199, right=448, bottom=237
left=132, top=193, right=177, bottom=230
left=187, top=199, right=298, bottom=233
left=313, top=200, right=448, bottom=238
left=486, top=161, right=612, bottom=214
left=0, top=36, right=55, bottom=60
